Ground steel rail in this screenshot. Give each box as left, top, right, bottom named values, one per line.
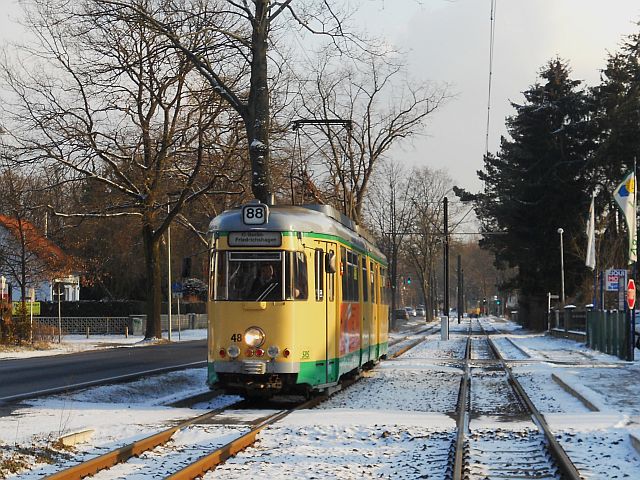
left=166, top=393, right=330, bottom=480
left=45, top=332, right=430, bottom=480
left=452, top=336, right=471, bottom=480
left=484, top=328, right=583, bottom=480
left=388, top=324, right=438, bottom=348
left=503, top=336, right=532, bottom=358
left=168, top=336, right=432, bottom=479
left=43, top=401, right=247, bottom=480
left=390, top=335, right=431, bottom=358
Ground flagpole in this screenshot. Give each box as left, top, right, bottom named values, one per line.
left=586, top=191, right=597, bottom=306
left=593, top=260, right=597, bottom=308
left=633, top=158, right=637, bottom=359
left=592, top=192, right=597, bottom=308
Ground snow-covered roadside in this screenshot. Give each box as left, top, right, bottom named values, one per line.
left=0, top=329, right=208, bottom=360
left=0, top=318, right=430, bottom=362
left=0, top=368, right=241, bottom=479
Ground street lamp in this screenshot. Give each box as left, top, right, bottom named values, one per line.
left=167, top=200, right=172, bottom=342
left=557, top=228, right=565, bottom=306
left=166, top=192, right=182, bottom=341
left=29, top=287, right=35, bottom=344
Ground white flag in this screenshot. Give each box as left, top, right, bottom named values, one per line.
left=585, top=193, right=596, bottom=270
left=613, top=171, right=637, bottom=264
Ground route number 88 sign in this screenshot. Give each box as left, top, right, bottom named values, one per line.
left=242, top=203, right=269, bottom=225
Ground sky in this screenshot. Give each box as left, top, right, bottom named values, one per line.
left=1, top=1, right=639, bottom=194
left=357, top=0, right=640, bottom=193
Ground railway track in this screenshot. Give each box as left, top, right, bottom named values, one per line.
left=43, top=331, right=433, bottom=479
left=450, top=319, right=582, bottom=480
left=387, top=322, right=439, bottom=349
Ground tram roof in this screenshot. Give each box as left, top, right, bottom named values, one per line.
left=208, top=203, right=385, bottom=260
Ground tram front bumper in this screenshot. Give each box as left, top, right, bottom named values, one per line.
left=214, top=360, right=300, bottom=375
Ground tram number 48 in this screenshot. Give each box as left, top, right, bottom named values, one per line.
left=230, top=333, right=242, bottom=342
left=242, top=204, right=268, bottom=225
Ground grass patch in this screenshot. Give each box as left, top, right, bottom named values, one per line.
left=0, top=443, right=73, bottom=479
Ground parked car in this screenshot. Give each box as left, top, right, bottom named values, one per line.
left=404, top=306, right=416, bottom=317
left=394, top=309, right=410, bottom=321
left=415, top=307, right=426, bottom=317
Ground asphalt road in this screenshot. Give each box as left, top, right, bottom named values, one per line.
left=0, top=340, right=207, bottom=402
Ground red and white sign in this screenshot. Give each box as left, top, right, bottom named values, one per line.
left=627, top=279, right=636, bottom=309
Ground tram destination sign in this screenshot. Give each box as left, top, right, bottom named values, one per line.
left=228, top=231, right=282, bottom=247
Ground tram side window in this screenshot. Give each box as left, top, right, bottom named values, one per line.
left=341, top=249, right=359, bottom=302
left=361, top=257, right=368, bottom=302
left=341, top=247, right=348, bottom=300
left=327, top=249, right=335, bottom=302
left=370, top=261, right=376, bottom=303
left=315, top=249, right=324, bottom=301
left=212, top=251, right=226, bottom=300
left=380, top=266, right=389, bottom=304
left=285, top=251, right=308, bottom=300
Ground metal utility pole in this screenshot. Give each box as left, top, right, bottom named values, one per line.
left=457, top=254, right=462, bottom=324
left=441, top=196, right=450, bottom=340
left=167, top=212, right=172, bottom=342
left=557, top=228, right=565, bottom=306
left=444, top=197, right=449, bottom=317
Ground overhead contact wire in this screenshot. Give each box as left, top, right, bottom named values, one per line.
left=485, top=0, right=497, bottom=157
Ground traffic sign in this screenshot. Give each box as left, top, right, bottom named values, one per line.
left=606, top=268, right=627, bottom=291
left=627, top=279, right=636, bottom=309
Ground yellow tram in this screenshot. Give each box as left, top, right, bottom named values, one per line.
left=207, top=201, right=389, bottom=397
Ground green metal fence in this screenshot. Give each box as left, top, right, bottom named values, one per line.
left=586, top=310, right=634, bottom=361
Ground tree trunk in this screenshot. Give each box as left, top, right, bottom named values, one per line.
left=245, top=0, right=272, bottom=204
left=143, top=224, right=163, bottom=339
left=518, top=293, right=547, bottom=330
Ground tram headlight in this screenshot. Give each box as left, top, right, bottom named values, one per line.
left=267, top=345, right=280, bottom=358
left=227, top=345, right=240, bottom=358
left=244, top=327, right=265, bottom=348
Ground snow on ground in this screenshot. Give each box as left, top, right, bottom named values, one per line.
left=0, top=329, right=207, bottom=360
left=3, top=317, right=640, bottom=478
left=211, top=421, right=454, bottom=479
left=0, top=368, right=241, bottom=478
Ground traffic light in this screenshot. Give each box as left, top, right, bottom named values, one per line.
left=496, top=299, right=501, bottom=305
left=483, top=297, right=487, bottom=304
left=407, top=277, right=411, bottom=285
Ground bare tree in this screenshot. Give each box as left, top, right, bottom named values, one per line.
left=1, top=0, right=244, bottom=338
left=457, top=241, right=503, bottom=314
left=0, top=170, right=73, bottom=343
left=405, top=167, right=453, bottom=321
left=294, top=50, right=448, bottom=221
left=96, top=0, right=359, bottom=204
left=365, top=159, right=414, bottom=329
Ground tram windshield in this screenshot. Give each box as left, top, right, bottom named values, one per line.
left=213, top=251, right=308, bottom=301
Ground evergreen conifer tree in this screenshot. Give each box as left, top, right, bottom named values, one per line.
left=591, top=29, right=640, bottom=271
left=465, top=58, right=595, bottom=329
left=593, top=29, right=640, bottom=184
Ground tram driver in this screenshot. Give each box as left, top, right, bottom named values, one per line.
left=250, top=263, right=281, bottom=300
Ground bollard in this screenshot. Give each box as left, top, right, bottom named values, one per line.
left=125, top=326, right=128, bottom=338
left=441, top=316, right=449, bottom=340
left=86, top=326, right=90, bottom=339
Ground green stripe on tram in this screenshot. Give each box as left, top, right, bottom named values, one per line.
left=297, top=342, right=389, bottom=385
